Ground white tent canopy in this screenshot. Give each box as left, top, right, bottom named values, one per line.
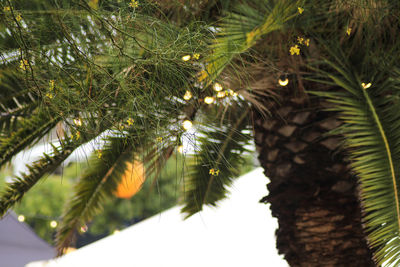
left=28, top=168, right=288, bottom=267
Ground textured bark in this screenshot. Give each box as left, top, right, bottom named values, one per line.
left=253, top=87, right=376, bottom=267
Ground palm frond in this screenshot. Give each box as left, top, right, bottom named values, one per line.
left=181, top=103, right=253, bottom=217
left=0, top=137, right=78, bottom=217
left=0, top=109, right=59, bottom=168
left=310, top=56, right=400, bottom=267
left=55, top=135, right=134, bottom=254
left=0, top=70, right=38, bottom=132
left=200, top=0, right=299, bottom=83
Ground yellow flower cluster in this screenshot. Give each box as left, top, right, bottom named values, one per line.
left=73, top=118, right=83, bottom=127
left=129, top=0, right=139, bottom=8
left=298, top=7, right=304, bottom=14
left=127, top=118, right=134, bottom=126
left=46, top=80, right=56, bottom=98
left=49, top=80, right=55, bottom=90
left=97, top=150, right=103, bottom=159
left=4, top=6, right=11, bottom=12
left=289, top=45, right=300, bottom=56
left=156, top=137, right=163, bottom=143
left=297, top=37, right=310, bottom=47
left=209, top=168, right=220, bottom=176
left=16, top=14, right=22, bottom=22
left=19, top=59, right=28, bottom=70
left=70, top=131, right=81, bottom=140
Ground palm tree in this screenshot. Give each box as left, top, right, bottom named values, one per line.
left=1, top=0, right=400, bottom=266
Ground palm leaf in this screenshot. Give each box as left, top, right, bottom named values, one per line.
left=0, top=109, right=60, bottom=168
left=0, top=70, right=38, bottom=132
left=311, top=57, right=400, bottom=267
left=55, top=135, right=134, bottom=254
left=200, top=0, right=300, bottom=84
left=0, top=137, right=78, bottom=217
left=181, top=103, right=253, bottom=217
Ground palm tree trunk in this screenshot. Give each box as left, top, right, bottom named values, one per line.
left=253, top=87, right=376, bottom=266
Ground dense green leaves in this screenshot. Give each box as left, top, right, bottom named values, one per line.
left=311, top=57, right=400, bottom=267
left=1, top=0, right=400, bottom=264
left=182, top=101, right=253, bottom=217
left=0, top=137, right=78, bottom=217
left=55, top=136, right=134, bottom=254
left=200, top=0, right=300, bottom=83
left=0, top=109, right=59, bottom=168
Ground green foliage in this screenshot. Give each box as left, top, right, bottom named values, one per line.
left=2, top=0, right=400, bottom=264
left=0, top=70, right=38, bottom=133
left=0, top=153, right=192, bottom=244
left=0, top=137, right=78, bottom=217
left=310, top=50, right=400, bottom=266
left=0, top=109, right=59, bottom=168
left=88, top=153, right=184, bottom=235
left=200, top=0, right=300, bottom=83
left=182, top=101, right=253, bottom=217
left=55, top=136, right=134, bottom=253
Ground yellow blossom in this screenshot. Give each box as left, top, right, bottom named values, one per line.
left=4, top=6, right=11, bottom=12
left=346, top=27, right=352, bottom=36
left=129, top=0, right=139, bottom=8
left=289, top=45, right=300, bottom=55
left=73, top=118, right=82, bottom=127
left=193, top=53, right=200, bottom=60
left=49, top=80, right=55, bottom=90
left=198, top=70, right=208, bottom=82
left=97, top=150, right=103, bottom=159
left=16, top=14, right=22, bottom=22
left=209, top=168, right=220, bottom=176
left=304, top=38, right=310, bottom=46
left=298, top=7, right=304, bottom=14
left=19, top=59, right=28, bottom=70
left=45, top=92, right=53, bottom=99
left=156, top=137, right=163, bottom=143
left=75, top=131, right=81, bottom=140
left=297, top=37, right=304, bottom=44
left=127, top=118, right=134, bottom=125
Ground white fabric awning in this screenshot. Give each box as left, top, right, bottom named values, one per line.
left=27, top=168, right=288, bottom=267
